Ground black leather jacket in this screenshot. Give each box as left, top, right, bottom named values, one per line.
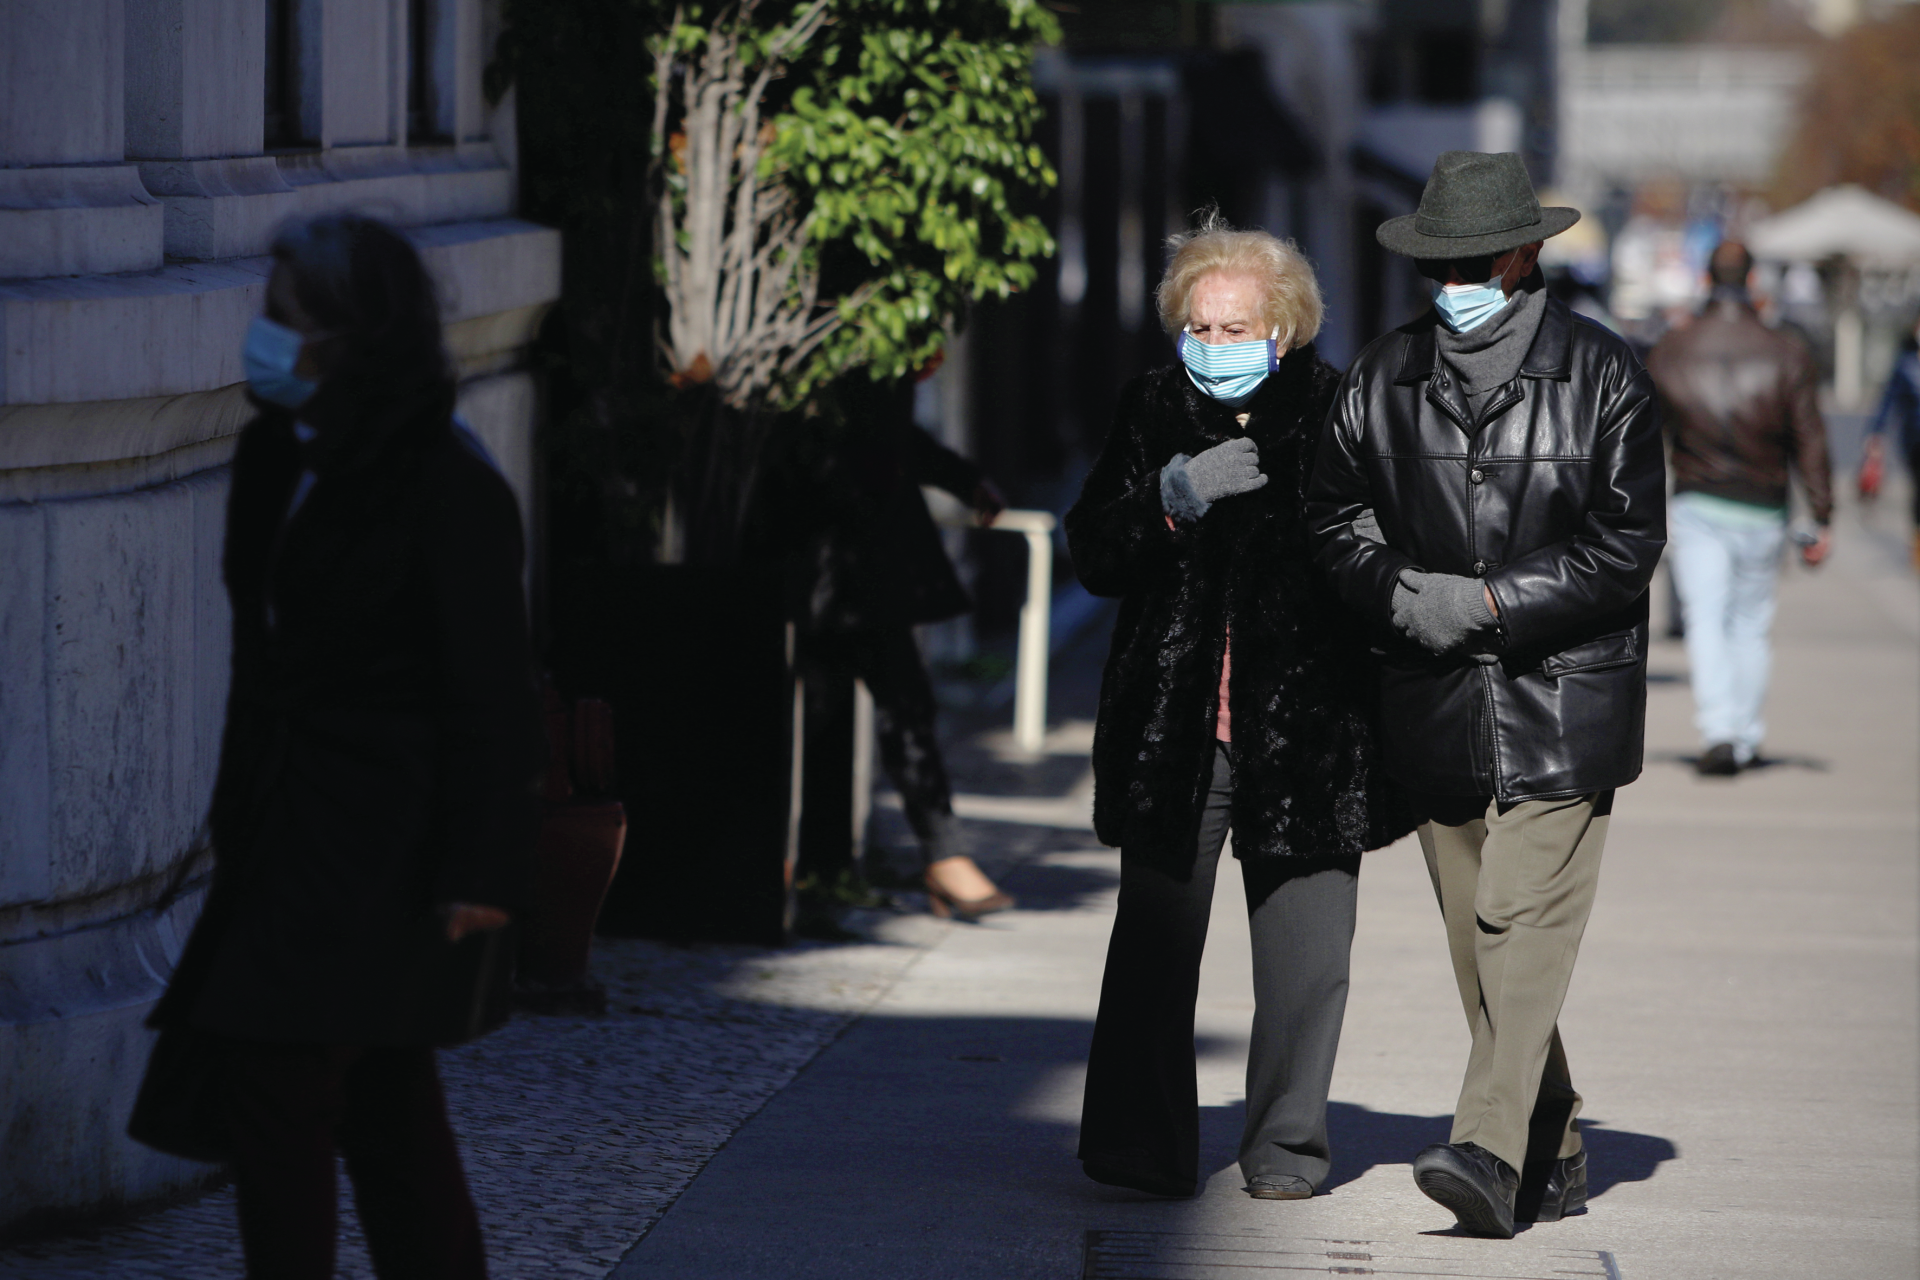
left=1306, top=297, right=1667, bottom=802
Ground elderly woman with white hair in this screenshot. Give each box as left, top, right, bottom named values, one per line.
left=1066, top=215, right=1412, bottom=1201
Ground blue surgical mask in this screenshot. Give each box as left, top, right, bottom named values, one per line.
left=1177, top=332, right=1279, bottom=406
left=1430, top=277, right=1512, bottom=334
left=243, top=316, right=320, bottom=409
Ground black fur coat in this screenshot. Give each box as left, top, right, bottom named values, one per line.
left=1066, top=345, right=1413, bottom=873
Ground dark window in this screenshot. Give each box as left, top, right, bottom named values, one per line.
left=1367, top=28, right=1480, bottom=105
left=1414, top=29, right=1479, bottom=104
left=409, top=0, right=444, bottom=142
left=264, top=0, right=301, bottom=148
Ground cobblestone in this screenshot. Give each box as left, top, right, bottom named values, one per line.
left=0, top=911, right=946, bottom=1279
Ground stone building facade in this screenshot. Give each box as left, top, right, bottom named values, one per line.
left=0, top=0, right=558, bottom=1231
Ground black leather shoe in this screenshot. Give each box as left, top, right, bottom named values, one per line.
left=1516, top=1149, right=1588, bottom=1223
left=1412, top=1142, right=1518, bottom=1238
left=1083, top=1159, right=1195, bottom=1199
left=1697, top=742, right=1740, bottom=776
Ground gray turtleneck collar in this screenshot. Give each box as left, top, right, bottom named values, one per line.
left=1434, top=282, right=1546, bottom=402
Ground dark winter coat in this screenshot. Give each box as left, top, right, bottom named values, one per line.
left=153, top=375, right=543, bottom=1047
left=1066, top=346, right=1414, bottom=874
left=1307, top=297, right=1666, bottom=803
left=785, top=378, right=984, bottom=636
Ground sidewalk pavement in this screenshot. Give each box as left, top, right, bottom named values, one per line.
left=4, top=495, right=1911, bottom=1279
left=612, top=490, right=1918, bottom=1279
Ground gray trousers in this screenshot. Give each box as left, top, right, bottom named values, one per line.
left=1080, top=743, right=1360, bottom=1193
left=1417, top=791, right=1610, bottom=1174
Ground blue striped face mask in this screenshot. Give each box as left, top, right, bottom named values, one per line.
left=1177, top=331, right=1281, bottom=406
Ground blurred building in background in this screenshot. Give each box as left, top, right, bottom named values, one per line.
left=0, top=0, right=556, bottom=1234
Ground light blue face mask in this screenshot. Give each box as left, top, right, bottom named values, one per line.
left=243, top=316, right=320, bottom=409
left=1177, top=332, right=1280, bottom=406
left=1430, top=277, right=1512, bottom=334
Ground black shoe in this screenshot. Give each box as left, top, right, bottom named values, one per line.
left=1516, top=1149, right=1588, bottom=1223
left=1696, top=743, right=1740, bottom=776
left=1082, top=1159, right=1195, bottom=1199
left=1412, top=1142, right=1518, bottom=1239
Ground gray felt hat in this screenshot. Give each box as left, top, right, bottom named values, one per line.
left=1376, top=150, right=1579, bottom=260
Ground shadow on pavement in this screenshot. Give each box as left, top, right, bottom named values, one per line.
left=1313, top=1103, right=1676, bottom=1201
left=1646, top=748, right=1831, bottom=772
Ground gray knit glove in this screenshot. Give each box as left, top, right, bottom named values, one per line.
left=1161, top=438, right=1267, bottom=522
left=1391, top=570, right=1497, bottom=655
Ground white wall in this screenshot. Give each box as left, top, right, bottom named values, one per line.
left=1560, top=46, right=1810, bottom=202
left=0, top=0, right=559, bottom=1233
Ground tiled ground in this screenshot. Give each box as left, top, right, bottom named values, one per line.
left=0, top=914, right=946, bottom=1279
left=2, top=619, right=1112, bottom=1279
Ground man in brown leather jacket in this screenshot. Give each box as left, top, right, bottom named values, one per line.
left=1646, top=241, right=1832, bottom=776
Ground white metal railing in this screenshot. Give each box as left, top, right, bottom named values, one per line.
left=925, top=493, right=1056, bottom=754
left=988, top=509, right=1057, bottom=754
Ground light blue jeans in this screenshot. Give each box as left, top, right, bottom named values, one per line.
left=1668, top=492, right=1788, bottom=763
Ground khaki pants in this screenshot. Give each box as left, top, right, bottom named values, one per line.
left=1417, top=791, right=1610, bottom=1174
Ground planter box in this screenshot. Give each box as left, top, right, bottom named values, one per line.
left=552, top=564, right=799, bottom=944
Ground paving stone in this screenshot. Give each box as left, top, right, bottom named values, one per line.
left=0, top=913, right=945, bottom=1279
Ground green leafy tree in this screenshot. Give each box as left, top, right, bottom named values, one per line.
left=498, top=0, right=1056, bottom=564
left=643, top=0, right=1057, bottom=560
left=653, top=0, right=1059, bottom=409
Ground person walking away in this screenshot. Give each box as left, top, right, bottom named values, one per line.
left=131, top=214, right=544, bottom=1279
left=1069, top=214, right=1411, bottom=1202
left=1308, top=151, right=1666, bottom=1237
left=1860, top=314, right=1920, bottom=570
left=1647, top=240, right=1833, bottom=777
left=784, top=367, right=1013, bottom=920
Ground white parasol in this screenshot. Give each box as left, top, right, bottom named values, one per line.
left=1746, top=184, right=1920, bottom=266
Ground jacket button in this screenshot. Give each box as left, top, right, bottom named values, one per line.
left=1470, top=469, right=1484, bottom=484
left=1473, top=560, right=1487, bottom=575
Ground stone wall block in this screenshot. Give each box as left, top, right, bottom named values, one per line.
left=138, top=157, right=300, bottom=262
left=125, top=0, right=266, bottom=161
left=188, top=466, right=233, bottom=812
left=42, top=484, right=200, bottom=904
left=457, top=370, right=538, bottom=541
left=0, top=0, right=126, bottom=166
left=0, top=259, right=269, bottom=406
left=0, top=504, right=53, bottom=907
left=278, top=149, right=513, bottom=231
left=414, top=220, right=563, bottom=324
left=321, top=0, right=394, bottom=147
left=0, top=220, right=549, bottom=410
left=0, top=889, right=218, bottom=1233
left=0, top=168, right=165, bottom=280
left=453, top=0, right=487, bottom=142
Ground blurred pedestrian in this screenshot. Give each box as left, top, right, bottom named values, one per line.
left=132, top=214, right=543, bottom=1279
left=785, top=368, right=1013, bottom=920
left=1860, top=314, right=1920, bottom=569
left=1067, top=213, right=1411, bottom=1202
left=1310, top=151, right=1666, bottom=1237
left=1647, top=240, right=1833, bottom=777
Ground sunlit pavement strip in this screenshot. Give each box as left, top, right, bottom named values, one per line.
left=1080, top=1231, right=1622, bottom=1279
left=0, top=921, right=945, bottom=1279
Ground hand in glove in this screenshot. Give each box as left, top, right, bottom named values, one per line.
left=1391, top=570, right=1498, bottom=655
left=1161, top=437, right=1267, bottom=523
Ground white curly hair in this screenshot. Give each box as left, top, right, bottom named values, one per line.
left=1154, top=209, right=1324, bottom=350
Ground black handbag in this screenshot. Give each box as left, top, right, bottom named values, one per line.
left=127, top=1024, right=231, bottom=1164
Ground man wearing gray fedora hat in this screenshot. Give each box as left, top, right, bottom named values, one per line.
left=1308, top=151, right=1666, bottom=1238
